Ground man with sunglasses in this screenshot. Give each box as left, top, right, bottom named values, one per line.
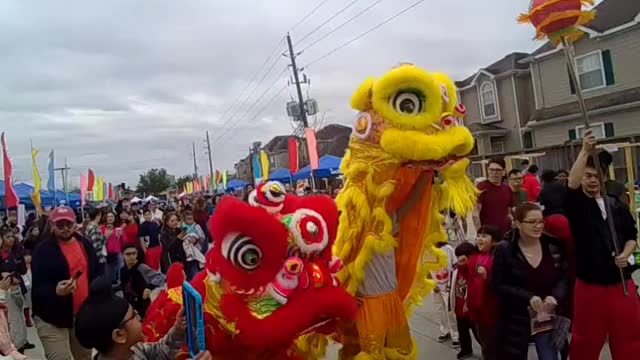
left=31, top=206, right=98, bottom=360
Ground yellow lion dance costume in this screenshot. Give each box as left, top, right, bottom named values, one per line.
left=334, top=63, right=477, bottom=360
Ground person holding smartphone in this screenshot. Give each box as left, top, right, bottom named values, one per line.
left=32, top=206, right=98, bottom=360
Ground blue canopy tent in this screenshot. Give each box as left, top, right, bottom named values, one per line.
left=268, top=168, right=292, bottom=183
left=226, top=179, right=248, bottom=191
left=292, top=155, right=342, bottom=181
left=1, top=181, right=82, bottom=209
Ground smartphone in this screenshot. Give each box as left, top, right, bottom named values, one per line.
left=183, top=282, right=205, bottom=357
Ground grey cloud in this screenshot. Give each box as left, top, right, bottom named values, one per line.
left=1, top=0, right=542, bottom=187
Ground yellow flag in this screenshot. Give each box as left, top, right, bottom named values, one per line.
left=97, top=177, right=104, bottom=201
left=186, top=181, right=193, bottom=195
left=30, top=148, right=42, bottom=212
left=260, top=150, right=270, bottom=180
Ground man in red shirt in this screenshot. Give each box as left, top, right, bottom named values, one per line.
left=474, top=158, right=513, bottom=234
left=32, top=206, right=97, bottom=360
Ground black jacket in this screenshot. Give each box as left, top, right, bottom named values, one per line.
left=538, top=182, right=566, bottom=216
left=32, top=234, right=98, bottom=328
left=491, top=236, right=570, bottom=360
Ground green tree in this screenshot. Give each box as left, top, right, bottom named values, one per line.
left=174, top=175, right=194, bottom=191
left=136, top=168, right=172, bottom=195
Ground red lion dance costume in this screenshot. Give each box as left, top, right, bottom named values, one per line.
left=143, top=181, right=357, bottom=360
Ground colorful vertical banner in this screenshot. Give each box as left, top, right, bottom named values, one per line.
left=222, top=170, right=227, bottom=190
left=260, top=150, right=270, bottom=181
left=186, top=181, right=193, bottom=195
left=288, top=137, right=299, bottom=173
left=47, top=150, right=56, bottom=206
left=252, top=152, right=262, bottom=184
left=305, top=128, right=319, bottom=170
left=87, top=169, right=95, bottom=191
left=103, top=181, right=108, bottom=202
left=108, top=183, right=113, bottom=201
left=80, top=175, right=87, bottom=207
left=96, top=176, right=104, bottom=201
left=1, top=133, right=19, bottom=208
left=30, top=147, right=42, bottom=212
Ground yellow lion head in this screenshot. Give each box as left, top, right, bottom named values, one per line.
left=349, top=63, right=475, bottom=165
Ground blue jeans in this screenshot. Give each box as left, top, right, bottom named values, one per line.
left=534, top=331, right=559, bottom=360
left=106, top=253, right=123, bottom=285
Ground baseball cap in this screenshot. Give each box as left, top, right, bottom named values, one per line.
left=50, top=206, right=76, bottom=223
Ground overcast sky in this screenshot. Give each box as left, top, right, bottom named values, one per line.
left=1, top=0, right=546, bottom=188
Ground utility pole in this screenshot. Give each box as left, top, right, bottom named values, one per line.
left=205, top=131, right=214, bottom=191
left=54, top=157, right=71, bottom=206
left=192, top=141, right=199, bottom=179
left=286, top=33, right=309, bottom=128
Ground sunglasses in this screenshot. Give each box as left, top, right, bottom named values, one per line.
left=54, top=221, right=75, bottom=229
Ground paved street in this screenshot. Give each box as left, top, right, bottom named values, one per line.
left=23, top=294, right=614, bottom=359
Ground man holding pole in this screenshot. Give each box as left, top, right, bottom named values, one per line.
left=567, top=132, right=640, bottom=359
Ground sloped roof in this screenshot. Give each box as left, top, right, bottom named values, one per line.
left=587, top=0, right=640, bottom=32
left=466, top=122, right=509, bottom=134
left=530, top=86, right=640, bottom=122
left=263, top=135, right=294, bottom=153
left=456, top=52, right=530, bottom=87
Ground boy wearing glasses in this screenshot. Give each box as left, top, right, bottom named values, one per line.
left=31, top=206, right=98, bottom=360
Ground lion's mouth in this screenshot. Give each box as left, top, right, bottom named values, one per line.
left=404, top=156, right=464, bottom=170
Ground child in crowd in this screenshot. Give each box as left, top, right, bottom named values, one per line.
left=0, top=276, right=28, bottom=360
left=120, top=245, right=166, bottom=317
left=432, top=241, right=459, bottom=346
left=468, top=225, right=501, bottom=360
left=74, top=277, right=213, bottom=360
left=452, top=242, right=479, bottom=360
left=180, top=212, right=206, bottom=281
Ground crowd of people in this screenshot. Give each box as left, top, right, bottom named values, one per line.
left=0, top=191, right=234, bottom=359
left=1, top=133, right=639, bottom=359
left=433, top=133, right=640, bottom=360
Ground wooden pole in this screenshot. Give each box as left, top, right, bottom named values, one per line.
left=624, top=146, right=636, bottom=218
left=562, top=37, right=628, bottom=295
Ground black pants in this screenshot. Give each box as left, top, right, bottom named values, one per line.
left=476, top=323, right=497, bottom=360
left=456, top=316, right=479, bottom=355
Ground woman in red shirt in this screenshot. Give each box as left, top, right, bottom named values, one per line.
left=118, top=210, right=139, bottom=247
left=101, top=212, right=124, bottom=285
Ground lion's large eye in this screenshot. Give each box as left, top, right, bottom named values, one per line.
left=223, top=234, right=262, bottom=271
left=391, top=91, right=424, bottom=115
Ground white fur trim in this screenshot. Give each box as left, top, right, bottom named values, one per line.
left=266, top=283, right=288, bottom=305
left=263, top=181, right=286, bottom=203
left=247, top=189, right=259, bottom=207
left=287, top=209, right=329, bottom=254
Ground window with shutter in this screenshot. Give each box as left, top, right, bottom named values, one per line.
left=480, top=82, right=497, bottom=119
left=568, top=129, right=577, bottom=141
left=604, top=122, right=614, bottom=137
left=602, top=50, right=615, bottom=86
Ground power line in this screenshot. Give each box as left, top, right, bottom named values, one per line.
left=288, top=0, right=331, bottom=33
left=295, top=0, right=363, bottom=46
left=217, top=36, right=286, bottom=122
left=211, top=67, right=288, bottom=145
left=299, top=0, right=385, bottom=53
left=215, top=54, right=285, bottom=137
left=305, top=0, right=425, bottom=68
left=219, top=84, right=289, bottom=146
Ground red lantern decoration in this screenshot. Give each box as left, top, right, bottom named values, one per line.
left=518, top=0, right=596, bottom=44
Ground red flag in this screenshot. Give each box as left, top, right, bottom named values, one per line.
left=288, top=137, right=299, bottom=173
left=108, top=183, right=113, bottom=200
left=1, top=133, right=19, bottom=208
left=304, top=129, right=319, bottom=170
left=87, top=169, right=95, bottom=191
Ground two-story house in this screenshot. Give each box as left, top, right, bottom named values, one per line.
left=455, top=52, right=535, bottom=176
left=524, top=0, right=640, bottom=174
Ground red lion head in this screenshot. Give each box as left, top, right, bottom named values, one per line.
left=206, top=193, right=356, bottom=351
